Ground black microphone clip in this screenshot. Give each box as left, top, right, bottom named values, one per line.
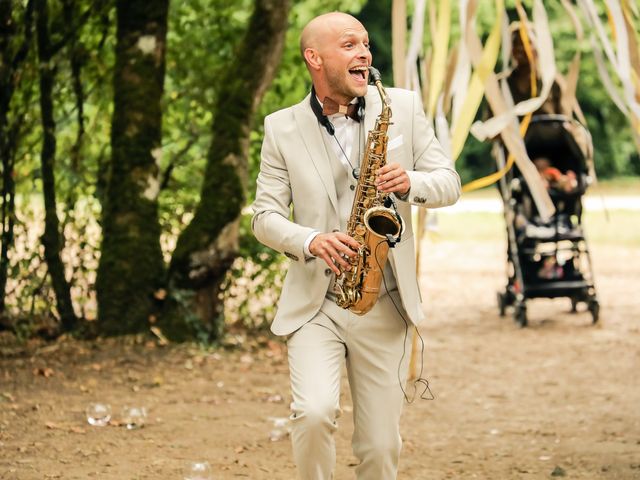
left=386, top=233, right=398, bottom=248
left=384, top=195, right=403, bottom=246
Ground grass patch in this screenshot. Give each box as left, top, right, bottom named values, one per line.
left=459, top=176, right=640, bottom=199
left=589, top=176, right=640, bottom=195
left=434, top=211, right=504, bottom=242
left=432, top=209, right=640, bottom=246
left=581, top=210, right=640, bottom=246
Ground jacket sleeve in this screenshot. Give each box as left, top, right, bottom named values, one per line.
left=251, top=114, right=315, bottom=263
left=403, top=90, right=461, bottom=208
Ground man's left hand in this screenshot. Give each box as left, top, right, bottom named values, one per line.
left=376, top=162, right=410, bottom=196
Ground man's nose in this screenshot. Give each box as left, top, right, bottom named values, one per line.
left=356, top=44, right=371, bottom=59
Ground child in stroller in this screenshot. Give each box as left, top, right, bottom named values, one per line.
left=497, top=114, right=599, bottom=326
left=533, top=156, right=578, bottom=193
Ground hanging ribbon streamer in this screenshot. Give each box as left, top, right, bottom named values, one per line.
left=392, top=0, right=407, bottom=89
left=405, top=0, right=427, bottom=91
left=427, top=0, right=451, bottom=119
left=450, top=0, right=503, bottom=161
left=462, top=0, right=555, bottom=219
left=469, top=0, right=556, bottom=142
left=462, top=0, right=538, bottom=193
left=449, top=0, right=471, bottom=127
left=579, top=0, right=640, bottom=149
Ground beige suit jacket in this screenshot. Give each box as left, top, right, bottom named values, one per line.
left=252, top=85, right=461, bottom=336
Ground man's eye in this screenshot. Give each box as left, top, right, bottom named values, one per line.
left=364, top=43, right=370, bottom=50
left=345, top=43, right=353, bottom=48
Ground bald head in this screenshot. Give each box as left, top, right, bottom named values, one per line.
left=300, top=12, right=365, bottom=60
left=299, top=12, right=372, bottom=104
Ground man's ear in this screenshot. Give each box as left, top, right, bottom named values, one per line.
left=303, top=48, right=322, bottom=70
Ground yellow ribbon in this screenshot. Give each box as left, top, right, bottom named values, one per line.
left=427, top=0, right=451, bottom=118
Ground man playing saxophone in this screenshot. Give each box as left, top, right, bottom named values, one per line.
left=252, top=11, right=460, bottom=479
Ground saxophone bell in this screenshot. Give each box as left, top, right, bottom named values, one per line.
left=363, top=206, right=402, bottom=241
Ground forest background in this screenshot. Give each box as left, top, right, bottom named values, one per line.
left=0, top=0, right=638, bottom=342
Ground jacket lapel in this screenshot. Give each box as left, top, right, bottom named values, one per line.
left=363, top=85, right=381, bottom=138
left=293, top=95, right=339, bottom=216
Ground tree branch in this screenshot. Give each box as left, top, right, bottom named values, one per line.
left=159, top=136, right=198, bottom=191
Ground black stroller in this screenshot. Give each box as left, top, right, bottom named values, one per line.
left=496, top=114, right=599, bottom=327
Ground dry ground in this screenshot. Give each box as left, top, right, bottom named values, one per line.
left=1, top=213, right=639, bottom=479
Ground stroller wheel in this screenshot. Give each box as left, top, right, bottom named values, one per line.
left=588, top=299, right=600, bottom=324
left=514, top=304, right=527, bottom=328
left=570, top=297, right=579, bottom=313
left=497, top=292, right=508, bottom=317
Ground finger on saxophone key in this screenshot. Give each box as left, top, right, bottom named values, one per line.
left=335, top=232, right=359, bottom=255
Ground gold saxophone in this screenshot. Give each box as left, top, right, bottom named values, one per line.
left=334, top=67, right=403, bottom=315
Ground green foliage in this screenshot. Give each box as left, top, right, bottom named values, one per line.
left=161, top=0, right=253, bottom=224
left=355, top=0, right=393, bottom=85
left=2, top=0, right=114, bottom=323
left=457, top=136, right=493, bottom=185
left=223, top=255, right=287, bottom=332
left=219, top=213, right=287, bottom=331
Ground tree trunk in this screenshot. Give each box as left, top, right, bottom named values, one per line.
left=0, top=0, right=34, bottom=314
left=164, top=0, right=290, bottom=341
left=96, top=0, right=168, bottom=335
left=35, top=0, right=77, bottom=330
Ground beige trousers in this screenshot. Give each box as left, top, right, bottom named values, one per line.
left=286, top=292, right=413, bottom=480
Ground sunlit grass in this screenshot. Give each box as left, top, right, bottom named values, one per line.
left=430, top=176, right=640, bottom=246
left=588, top=176, right=640, bottom=195
left=460, top=176, right=640, bottom=199
left=431, top=209, right=640, bottom=247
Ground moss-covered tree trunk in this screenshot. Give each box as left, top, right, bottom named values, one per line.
left=96, top=0, right=167, bottom=335
left=164, top=0, right=290, bottom=341
left=35, top=0, right=78, bottom=330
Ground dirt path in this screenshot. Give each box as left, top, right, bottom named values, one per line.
left=1, top=238, right=638, bottom=479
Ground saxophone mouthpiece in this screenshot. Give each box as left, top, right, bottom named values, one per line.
left=369, top=66, right=392, bottom=105
left=368, top=66, right=382, bottom=83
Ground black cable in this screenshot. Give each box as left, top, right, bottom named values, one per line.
left=332, top=135, right=360, bottom=180
left=373, top=239, right=434, bottom=403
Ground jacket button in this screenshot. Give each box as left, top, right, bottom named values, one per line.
left=324, top=268, right=332, bottom=276
left=350, top=185, right=355, bottom=191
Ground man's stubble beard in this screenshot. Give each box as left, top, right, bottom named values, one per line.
left=325, top=65, right=366, bottom=101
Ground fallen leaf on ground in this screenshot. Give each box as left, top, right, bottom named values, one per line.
left=33, top=367, right=55, bottom=377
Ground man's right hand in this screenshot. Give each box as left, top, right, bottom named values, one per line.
left=309, top=232, right=360, bottom=276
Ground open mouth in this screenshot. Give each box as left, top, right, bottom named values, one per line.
left=349, top=66, right=368, bottom=82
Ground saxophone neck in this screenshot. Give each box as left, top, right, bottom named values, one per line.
left=374, top=85, right=391, bottom=129
left=374, top=81, right=391, bottom=110
left=369, top=66, right=391, bottom=123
